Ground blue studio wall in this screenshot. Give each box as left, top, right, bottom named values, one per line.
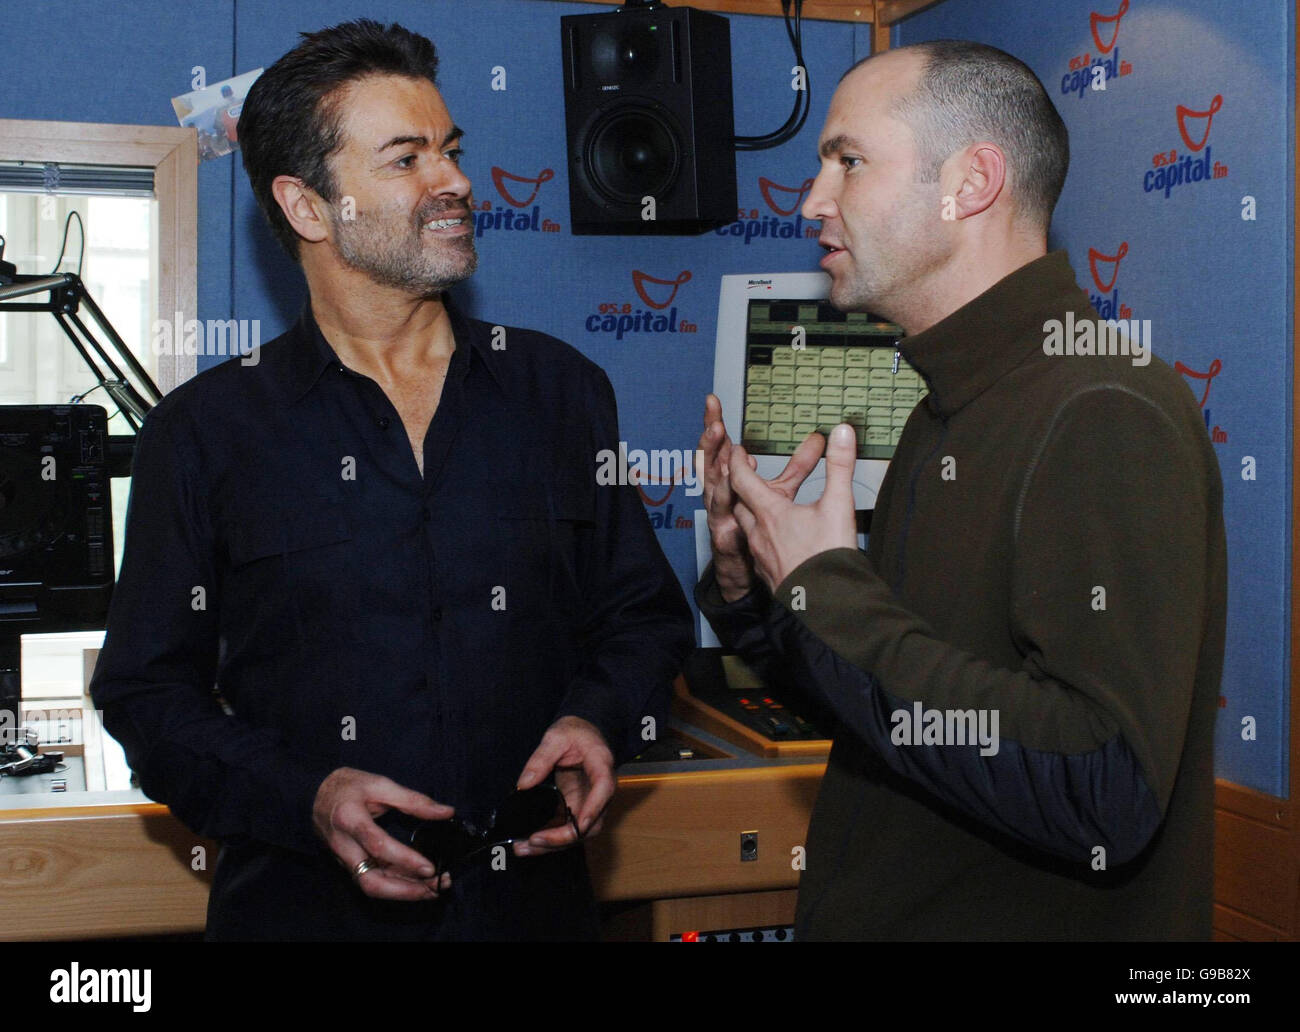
left=1, top=0, right=1290, bottom=795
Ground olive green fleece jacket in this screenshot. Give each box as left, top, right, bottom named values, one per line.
left=697, top=251, right=1225, bottom=940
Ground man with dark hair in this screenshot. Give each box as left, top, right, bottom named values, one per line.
left=697, top=40, right=1224, bottom=939
left=91, top=19, right=693, bottom=941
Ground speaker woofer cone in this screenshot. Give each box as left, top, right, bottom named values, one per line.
left=585, top=106, right=681, bottom=205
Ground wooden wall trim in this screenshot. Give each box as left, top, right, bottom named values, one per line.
left=1216, top=780, right=1292, bottom=828
left=559, top=1, right=944, bottom=26
left=561, top=0, right=873, bottom=22
left=555, top=2, right=953, bottom=64
left=555, top=2, right=951, bottom=63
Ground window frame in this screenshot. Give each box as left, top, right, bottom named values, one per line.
left=0, top=118, right=198, bottom=393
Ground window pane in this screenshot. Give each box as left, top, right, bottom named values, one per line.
left=0, top=192, right=157, bottom=581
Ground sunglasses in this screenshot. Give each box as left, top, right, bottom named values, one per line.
left=408, top=782, right=578, bottom=879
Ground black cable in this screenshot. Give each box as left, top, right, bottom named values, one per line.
left=69, top=383, right=109, bottom=405
left=48, top=209, right=85, bottom=276
left=733, top=72, right=806, bottom=145
left=736, top=1, right=805, bottom=148
left=735, top=0, right=809, bottom=151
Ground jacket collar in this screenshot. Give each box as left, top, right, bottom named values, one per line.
left=898, top=251, right=1091, bottom=419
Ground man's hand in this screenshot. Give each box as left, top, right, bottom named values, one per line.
left=699, top=394, right=755, bottom=602
left=313, top=766, right=455, bottom=901
left=701, top=395, right=827, bottom=600
left=514, top=715, right=615, bottom=856
left=728, top=423, right=859, bottom=591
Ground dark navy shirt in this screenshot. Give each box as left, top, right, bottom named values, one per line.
left=90, top=298, right=693, bottom=940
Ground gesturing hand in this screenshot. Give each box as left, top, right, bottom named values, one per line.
left=313, top=766, right=455, bottom=900
left=700, top=393, right=830, bottom=601
left=728, top=422, right=859, bottom=592
left=699, top=393, right=754, bottom=602
left=513, top=715, right=615, bottom=856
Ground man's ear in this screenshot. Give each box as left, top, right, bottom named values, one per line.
left=944, top=142, right=1007, bottom=220
left=270, top=175, right=331, bottom=246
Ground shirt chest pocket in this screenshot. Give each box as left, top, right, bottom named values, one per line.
left=224, top=502, right=365, bottom=646
left=495, top=478, right=595, bottom=616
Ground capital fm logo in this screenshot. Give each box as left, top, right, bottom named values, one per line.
left=1087, top=240, right=1134, bottom=320
left=633, top=269, right=692, bottom=309
left=717, top=176, right=822, bottom=245
left=1143, top=94, right=1228, bottom=199
left=1175, top=357, right=1228, bottom=443
left=472, top=164, right=562, bottom=236
left=584, top=269, right=700, bottom=340
left=629, top=454, right=698, bottom=533
left=1059, top=0, right=1133, bottom=100
left=760, top=176, right=814, bottom=216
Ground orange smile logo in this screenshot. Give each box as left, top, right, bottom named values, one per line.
left=1088, top=241, right=1129, bottom=293
left=1176, top=94, right=1223, bottom=152
left=490, top=166, right=555, bottom=207
left=1089, top=0, right=1129, bottom=54
left=632, top=269, right=692, bottom=310
left=635, top=479, right=677, bottom=506
left=1174, top=359, right=1222, bottom=408
left=758, top=176, right=816, bottom=216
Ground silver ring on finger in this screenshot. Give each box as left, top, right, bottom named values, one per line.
left=351, top=857, right=378, bottom=880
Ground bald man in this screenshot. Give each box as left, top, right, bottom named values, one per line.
left=696, top=41, right=1224, bottom=941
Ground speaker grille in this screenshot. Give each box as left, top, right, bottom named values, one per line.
left=585, top=105, right=681, bottom=204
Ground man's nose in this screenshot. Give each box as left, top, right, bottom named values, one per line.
left=428, top=157, right=472, bottom=204
left=801, top=168, right=836, bottom=223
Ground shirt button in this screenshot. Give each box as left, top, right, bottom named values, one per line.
left=378, top=416, right=390, bottom=429
left=431, top=607, right=443, bottom=623
left=422, top=507, right=432, bottom=522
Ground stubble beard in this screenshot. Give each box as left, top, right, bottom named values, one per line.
left=829, top=247, right=906, bottom=319
left=330, top=199, right=478, bottom=297
left=831, top=189, right=946, bottom=322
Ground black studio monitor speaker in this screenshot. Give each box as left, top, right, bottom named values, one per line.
left=561, top=3, right=737, bottom=235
